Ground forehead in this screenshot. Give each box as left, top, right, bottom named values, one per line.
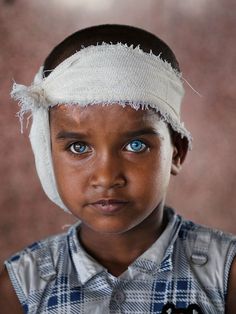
left=50, top=104, right=165, bottom=131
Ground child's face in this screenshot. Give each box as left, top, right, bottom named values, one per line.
left=50, top=104, right=177, bottom=235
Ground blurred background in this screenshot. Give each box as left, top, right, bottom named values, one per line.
left=1, top=0, right=236, bottom=263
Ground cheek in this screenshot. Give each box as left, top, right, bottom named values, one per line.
left=52, top=152, right=88, bottom=205
left=142, top=146, right=173, bottom=193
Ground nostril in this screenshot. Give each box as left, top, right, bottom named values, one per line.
left=112, top=177, right=127, bottom=188
left=89, top=156, right=127, bottom=189
left=90, top=172, right=127, bottom=189
left=91, top=177, right=127, bottom=189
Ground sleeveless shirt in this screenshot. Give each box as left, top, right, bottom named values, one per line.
left=5, top=208, right=236, bottom=313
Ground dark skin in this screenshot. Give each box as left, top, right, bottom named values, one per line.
left=0, top=268, right=24, bottom=313
left=79, top=203, right=168, bottom=276
left=0, top=105, right=236, bottom=313
left=50, top=105, right=181, bottom=276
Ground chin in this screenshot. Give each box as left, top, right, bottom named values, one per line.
left=83, top=220, right=139, bottom=235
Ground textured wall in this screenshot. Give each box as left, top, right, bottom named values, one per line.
left=1, top=0, right=236, bottom=263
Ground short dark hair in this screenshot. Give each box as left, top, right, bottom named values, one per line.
left=43, top=24, right=180, bottom=77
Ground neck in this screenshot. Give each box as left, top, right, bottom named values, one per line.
left=79, top=206, right=167, bottom=277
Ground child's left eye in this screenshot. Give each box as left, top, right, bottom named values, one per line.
left=125, top=140, right=147, bottom=153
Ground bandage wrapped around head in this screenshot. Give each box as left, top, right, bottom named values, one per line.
left=11, top=43, right=192, bottom=213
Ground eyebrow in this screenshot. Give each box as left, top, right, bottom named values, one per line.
left=55, top=128, right=162, bottom=141
left=56, top=131, right=88, bottom=140
left=122, top=128, right=162, bottom=138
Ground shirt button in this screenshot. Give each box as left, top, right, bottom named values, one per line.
left=113, top=290, right=126, bottom=304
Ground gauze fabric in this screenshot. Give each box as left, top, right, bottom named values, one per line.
left=11, top=43, right=192, bottom=213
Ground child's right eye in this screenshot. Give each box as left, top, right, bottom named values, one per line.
left=69, top=142, right=91, bottom=155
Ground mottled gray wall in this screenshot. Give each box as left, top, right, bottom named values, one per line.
left=1, top=0, right=236, bottom=263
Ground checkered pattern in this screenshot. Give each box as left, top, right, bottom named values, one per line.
left=5, top=208, right=236, bottom=313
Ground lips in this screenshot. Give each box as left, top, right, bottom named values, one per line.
left=89, top=199, right=128, bottom=213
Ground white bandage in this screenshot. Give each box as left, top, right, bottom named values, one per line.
left=11, top=43, right=192, bottom=213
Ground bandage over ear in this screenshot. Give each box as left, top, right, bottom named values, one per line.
left=11, top=43, right=192, bottom=213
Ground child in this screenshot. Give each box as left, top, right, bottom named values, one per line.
left=0, top=24, right=235, bottom=314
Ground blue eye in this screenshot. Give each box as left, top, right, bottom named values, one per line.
left=125, top=140, right=147, bottom=152
left=69, top=142, right=90, bottom=154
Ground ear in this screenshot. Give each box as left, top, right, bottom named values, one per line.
left=171, top=135, right=188, bottom=176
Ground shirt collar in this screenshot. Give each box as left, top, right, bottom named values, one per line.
left=69, top=207, right=182, bottom=285
left=69, top=225, right=105, bottom=285
left=129, top=208, right=182, bottom=276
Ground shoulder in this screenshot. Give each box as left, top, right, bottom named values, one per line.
left=178, top=216, right=236, bottom=251
left=176, top=216, right=236, bottom=289
left=167, top=209, right=236, bottom=267
left=0, top=267, right=24, bottom=313
left=4, top=226, right=75, bottom=306
left=179, top=217, right=236, bottom=263
left=7, top=226, right=71, bottom=264
left=6, top=229, right=69, bottom=274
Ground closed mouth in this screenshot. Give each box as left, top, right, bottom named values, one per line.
left=92, top=199, right=128, bottom=206
left=89, top=199, right=129, bottom=213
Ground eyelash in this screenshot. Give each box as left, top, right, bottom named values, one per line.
left=68, top=142, right=91, bottom=155
left=67, top=139, right=149, bottom=156
left=124, top=139, right=148, bottom=153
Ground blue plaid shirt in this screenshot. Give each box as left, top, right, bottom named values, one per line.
left=5, top=208, right=236, bottom=313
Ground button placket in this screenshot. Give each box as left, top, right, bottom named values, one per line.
left=113, top=290, right=126, bottom=304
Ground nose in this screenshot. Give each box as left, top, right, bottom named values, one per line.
left=90, top=153, right=127, bottom=190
